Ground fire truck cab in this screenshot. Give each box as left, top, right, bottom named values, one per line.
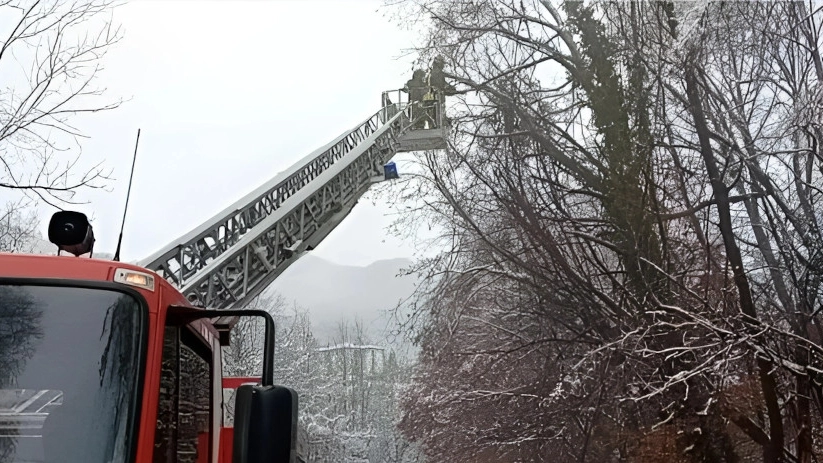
left=0, top=212, right=299, bottom=463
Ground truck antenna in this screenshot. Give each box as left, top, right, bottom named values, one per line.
left=113, top=128, right=141, bottom=262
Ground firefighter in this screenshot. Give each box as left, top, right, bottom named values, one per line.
left=429, top=56, right=456, bottom=96
left=403, top=69, right=427, bottom=129
left=405, top=69, right=427, bottom=102
left=428, top=56, right=455, bottom=128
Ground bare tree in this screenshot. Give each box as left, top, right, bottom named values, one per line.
left=0, top=200, right=38, bottom=252
left=388, top=1, right=823, bottom=461
left=0, top=0, right=122, bottom=207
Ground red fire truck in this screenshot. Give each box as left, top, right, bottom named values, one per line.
left=0, top=211, right=298, bottom=463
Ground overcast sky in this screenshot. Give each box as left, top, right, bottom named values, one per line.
left=34, top=0, right=427, bottom=266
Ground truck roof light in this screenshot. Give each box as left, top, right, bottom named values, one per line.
left=113, top=268, right=155, bottom=291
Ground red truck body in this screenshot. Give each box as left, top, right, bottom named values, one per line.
left=0, top=253, right=253, bottom=463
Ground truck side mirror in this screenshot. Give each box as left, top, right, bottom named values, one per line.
left=232, top=384, right=299, bottom=463
left=166, top=306, right=301, bottom=463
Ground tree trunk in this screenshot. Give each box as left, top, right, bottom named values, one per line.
left=684, top=60, right=785, bottom=463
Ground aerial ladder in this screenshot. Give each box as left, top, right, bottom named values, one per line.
left=138, top=89, right=446, bottom=310
left=0, top=82, right=447, bottom=463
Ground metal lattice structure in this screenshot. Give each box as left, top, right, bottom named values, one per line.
left=138, top=104, right=433, bottom=309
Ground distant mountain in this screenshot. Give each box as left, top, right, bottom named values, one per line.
left=262, top=254, right=419, bottom=344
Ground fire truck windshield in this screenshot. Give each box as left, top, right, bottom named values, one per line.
left=0, top=283, right=145, bottom=463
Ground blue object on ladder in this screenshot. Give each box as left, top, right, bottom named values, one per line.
left=384, top=161, right=399, bottom=180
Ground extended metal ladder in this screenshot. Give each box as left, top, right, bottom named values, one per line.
left=138, top=94, right=445, bottom=309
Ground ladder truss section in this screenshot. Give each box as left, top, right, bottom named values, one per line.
left=138, top=109, right=405, bottom=297
left=155, top=110, right=405, bottom=309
